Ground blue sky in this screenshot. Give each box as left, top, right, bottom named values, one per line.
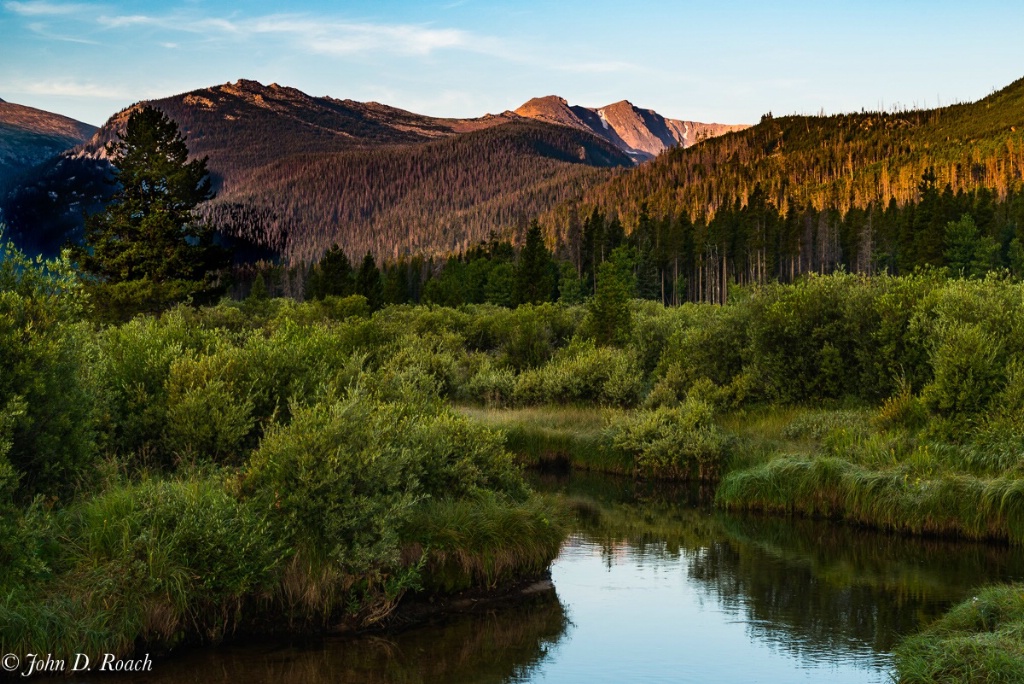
left=3, top=0, right=1023, bottom=127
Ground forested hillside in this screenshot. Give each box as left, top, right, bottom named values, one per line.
left=582, top=77, right=1024, bottom=222
left=1, top=80, right=632, bottom=261
left=543, top=77, right=1024, bottom=301
left=208, top=121, right=631, bottom=262
left=0, top=99, right=96, bottom=191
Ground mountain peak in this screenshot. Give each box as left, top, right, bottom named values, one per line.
left=603, top=99, right=635, bottom=110
left=515, top=95, right=747, bottom=161
left=514, top=95, right=584, bottom=130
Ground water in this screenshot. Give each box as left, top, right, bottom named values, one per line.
left=58, top=471, right=1024, bottom=683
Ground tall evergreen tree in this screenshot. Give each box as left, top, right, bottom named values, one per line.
left=515, top=220, right=556, bottom=305
left=80, top=105, right=224, bottom=287
left=311, top=244, right=355, bottom=299
left=355, top=252, right=383, bottom=310
left=589, top=246, right=635, bottom=346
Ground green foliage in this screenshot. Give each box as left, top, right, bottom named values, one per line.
left=513, top=339, right=643, bottom=407
left=515, top=220, right=556, bottom=305
left=244, top=390, right=525, bottom=573
left=460, top=405, right=631, bottom=475
left=248, top=272, right=268, bottom=301
left=580, top=78, right=1024, bottom=281
left=79, top=105, right=226, bottom=313
left=485, top=262, right=517, bottom=307
left=609, top=398, right=729, bottom=480
left=557, top=261, right=586, bottom=304
left=307, top=244, right=355, bottom=300
left=95, top=312, right=194, bottom=466
left=0, top=236, right=96, bottom=499
left=894, top=584, right=1024, bottom=683
left=355, top=252, right=383, bottom=310
left=403, top=493, right=567, bottom=592
left=921, top=321, right=1004, bottom=425
left=945, top=214, right=1000, bottom=278
left=164, top=354, right=256, bottom=464
left=1, top=476, right=288, bottom=659
left=587, top=245, right=635, bottom=346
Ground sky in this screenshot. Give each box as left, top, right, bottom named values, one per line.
left=2, top=0, right=1024, bottom=127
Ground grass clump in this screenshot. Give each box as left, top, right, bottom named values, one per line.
left=402, top=493, right=568, bottom=592
left=894, top=584, right=1024, bottom=683
left=460, top=405, right=631, bottom=474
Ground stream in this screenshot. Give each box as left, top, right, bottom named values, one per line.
left=55, top=471, right=1024, bottom=683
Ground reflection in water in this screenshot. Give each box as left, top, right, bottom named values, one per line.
left=536, top=471, right=1024, bottom=682
left=54, top=471, right=1024, bottom=683
left=52, top=592, right=568, bottom=684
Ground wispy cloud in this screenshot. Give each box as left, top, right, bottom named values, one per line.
left=4, top=0, right=95, bottom=16
left=247, top=16, right=469, bottom=56
left=9, top=79, right=133, bottom=99
left=96, top=13, right=239, bottom=34
left=25, top=20, right=98, bottom=43
left=7, top=2, right=514, bottom=62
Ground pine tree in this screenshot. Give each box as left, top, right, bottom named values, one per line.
left=79, top=105, right=226, bottom=294
left=312, top=244, right=355, bottom=299
left=355, top=252, right=383, bottom=310
left=514, top=219, right=556, bottom=305
left=588, top=246, right=635, bottom=346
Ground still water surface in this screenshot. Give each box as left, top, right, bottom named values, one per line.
left=65, top=472, right=1024, bottom=683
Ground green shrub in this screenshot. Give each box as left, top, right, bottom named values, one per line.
left=654, top=303, right=748, bottom=399
left=0, top=239, right=97, bottom=498
left=164, top=353, right=256, bottom=464
left=375, top=331, right=468, bottom=399
left=609, top=398, right=729, bottom=480
left=513, top=339, right=643, bottom=406
left=1, top=475, right=288, bottom=659
left=403, top=493, right=567, bottom=592
left=463, top=357, right=517, bottom=407
left=921, top=321, right=1004, bottom=425
left=244, top=389, right=525, bottom=573
left=96, top=313, right=198, bottom=466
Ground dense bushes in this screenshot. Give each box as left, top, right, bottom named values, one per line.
left=609, top=398, right=729, bottom=480
left=0, top=242, right=571, bottom=663
left=244, top=390, right=526, bottom=574
left=12, top=234, right=1024, bottom=675
left=0, top=239, right=96, bottom=499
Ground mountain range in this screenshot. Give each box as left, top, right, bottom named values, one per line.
left=0, top=99, right=96, bottom=192
left=0, top=80, right=743, bottom=260
left=7, top=76, right=1023, bottom=272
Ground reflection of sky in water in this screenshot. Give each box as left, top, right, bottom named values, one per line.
left=45, top=473, right=1024, bottom=684
left=532, top=534, right=888, bottom=684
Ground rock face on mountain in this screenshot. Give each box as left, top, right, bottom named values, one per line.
left=515, top=95, right=747, bottom=161
left=0, top=100, right=96, bottom=190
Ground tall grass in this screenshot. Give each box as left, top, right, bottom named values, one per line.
left=716, top=455, right=1024, bottom=544
left=402, top=493, right=568, bottom=592
left=459, top=406, right=632, bottom=474
left=894, top=584, right=1024, bottom=683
